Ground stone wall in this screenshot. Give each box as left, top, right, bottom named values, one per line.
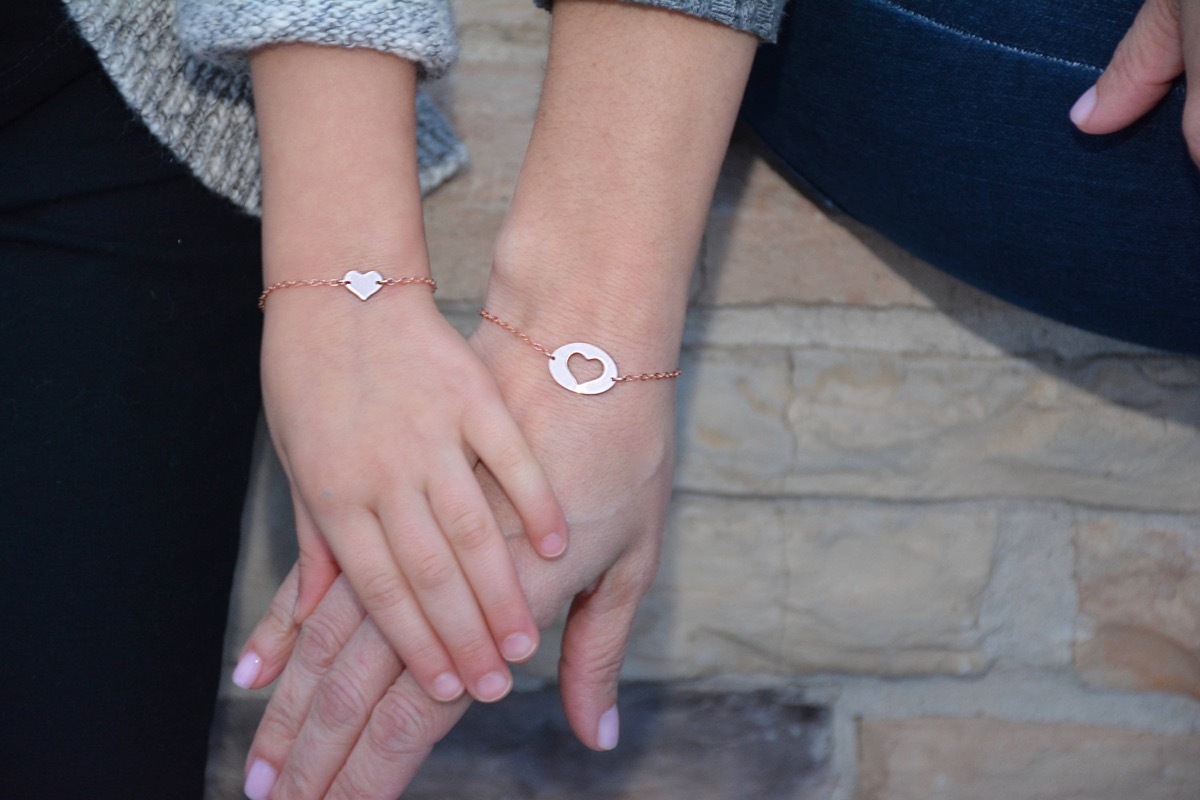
left=215, top=2, right=1200, bottom=797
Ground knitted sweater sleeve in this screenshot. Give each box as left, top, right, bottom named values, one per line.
left=534, top=0, right=786, bottom=42
left=62, top=0, right=466, bottom=214
left=176, top=0, right=458, bottom=79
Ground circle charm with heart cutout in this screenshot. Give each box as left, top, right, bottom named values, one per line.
left=549, top=342, right=618, bottom=394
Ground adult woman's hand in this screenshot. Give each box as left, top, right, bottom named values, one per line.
left=234, top=361, right=676, bottom=797
left=1070, top=0, right=1200, bottom=162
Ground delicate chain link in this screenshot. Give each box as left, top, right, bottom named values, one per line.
left=478, top=308, right=681, bottom=383
left=258, top=275, right=436, bottom=310
left=477, top=309, right=556, bottom=357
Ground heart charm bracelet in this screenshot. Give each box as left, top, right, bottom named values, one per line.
left=478, top=309, right=681, bottom=395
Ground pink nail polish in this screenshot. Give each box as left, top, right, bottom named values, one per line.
left=244, top=759, right=277, bottom=800
left=597, top=705, right=619, bottom=751
left=1070, top=85, right=1097, bottom=127
left=231, top=652, right=262, bottom=690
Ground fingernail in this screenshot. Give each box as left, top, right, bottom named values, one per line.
left=475, top=670, right=512, bottom=703
left=1070, top=85, right=1097, bottom=126
left=541, top=532, right=566, bottom=558
left=432, top=672, right=464, bottom=701
left=597, top=705, right=620, bottom=751
left=501, top=632, right=536, bottom=662
left=231, top=652, right=262, bottom=690
left=244, top=759, right=277, bottom=800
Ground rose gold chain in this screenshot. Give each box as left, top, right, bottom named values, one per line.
left=258, top=274, right=436, bottom=310
left=478, top=308, right=681, bottom=383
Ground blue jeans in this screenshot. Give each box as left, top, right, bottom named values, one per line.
left=741, top=0, right=1200, bottom=355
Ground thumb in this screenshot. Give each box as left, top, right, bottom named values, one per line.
left=1072, top=0, right=1183, bottom=133
left=557, top=570, right=649, bottom=752
left=292, top=496, right=340, bottom=622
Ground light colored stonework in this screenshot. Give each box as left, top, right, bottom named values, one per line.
left=521, top=496, right=996, bottom=681
left=856, top=718, right=1200, bottom=800
left=676, top=347, right=1200, bottom=513
left=1075, top=514, right=1200, bottom=700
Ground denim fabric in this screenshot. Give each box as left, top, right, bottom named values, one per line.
left=742, top=0, right=1200, bottom=354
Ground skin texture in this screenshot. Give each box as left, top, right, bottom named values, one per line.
left=1072, top=0, right=1200, bottom=163
left=251, top=43, right=568, bottom=706
left=238, top=0, right=1200, bottom=796
left=239, top=2, right=756, bottom=798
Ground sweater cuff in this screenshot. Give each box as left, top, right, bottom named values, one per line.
left=533, top=0, right=785, bottom=42
left=177, top=0, right=458, bottom=78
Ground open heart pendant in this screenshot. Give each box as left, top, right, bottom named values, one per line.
left=549, top=342, right=618, bottom=395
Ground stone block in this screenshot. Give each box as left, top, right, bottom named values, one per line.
left=856, top=718, right=1200, bottom=800
left=1075, top=515, right=1200, bottom=699
left=676, top=347, right=1200, bottom=512
left=522, top=496, right=996, bottom=681
left=703, top=140, right=957, bottom=310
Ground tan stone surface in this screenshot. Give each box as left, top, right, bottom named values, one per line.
left=1075, top=517, right=1200, bottom=699
left=521, top=496, right=996, bottom=681
left=676, top=348, right=1200, bottom=512
left=702, top=140, right=974, bottom=310
left=856, top=718, right=1200, bottom=800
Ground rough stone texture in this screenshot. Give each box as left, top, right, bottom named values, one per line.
left=207, top=688, right=832, bottom=800
left=520, top=496, right=996, bottom=681
left=855, top=718, right=1200, bottom=800
left=676, top=349, right=1200, bottom=513
left=1075, top=514, right=1200, bottom=700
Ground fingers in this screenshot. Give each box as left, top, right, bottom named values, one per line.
left=1178, top=0, right=1200, bottom=161
left=424, top=459, right=541, bottom=662
left=233, top=563, right=301, bottom=691
left=325, top=670, right=471, bottom=800
left=1072, top=0, right=1183, bottom=133
left=322, top=504, right=466, bottom=702
left=292, top=496, right=340, bottom=623
left=465, top=401, right=569, bottom=559
left=244, top=575, right=366, bottom=800
left=557, top=563, right=656, bottom=752
left=269, top=620, right=400, bottom=800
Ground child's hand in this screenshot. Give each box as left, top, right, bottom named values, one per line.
left=259, top=285, right=567, bottom=703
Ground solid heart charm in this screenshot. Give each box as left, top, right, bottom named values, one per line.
left=549, top=342, right=618, bottom=395
left=343, top=270, right=383, bottom=301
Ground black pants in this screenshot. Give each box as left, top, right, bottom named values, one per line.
left=0, top=3, right=263, bottom=797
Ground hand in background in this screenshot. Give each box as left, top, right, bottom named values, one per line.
left=1070, top=0, right=1200, bottom=163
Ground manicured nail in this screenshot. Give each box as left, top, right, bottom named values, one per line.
left=475, top=671, right=512, bottom=703
left=244, top=759, right=277, bottom=800
left=231, top=652, right=262, bottom=690
left=432, top=672, right=464, bottom=701
left=1070, top=85, right=1097, bottom=127
left=501, top=632, right=536, bottom=662
left=540, top=532, right=566, bottom=558
left=597, top=705, right=619, bottom=751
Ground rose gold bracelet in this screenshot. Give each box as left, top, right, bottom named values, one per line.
left=479, top=308, right=681, bottom=395
left=258, top=269, right=436, bottom=310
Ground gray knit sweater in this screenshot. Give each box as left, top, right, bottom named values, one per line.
left=61, top=0, right=786, bottom=215
left=62, top=0, right=468, bottom=214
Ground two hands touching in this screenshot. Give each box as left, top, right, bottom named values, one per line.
left=235, top=0, right=1196, bottom=797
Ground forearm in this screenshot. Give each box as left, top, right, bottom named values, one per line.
left=491, top=0, right=757, bottom=359
left=251, top=44, right=431, bottom=282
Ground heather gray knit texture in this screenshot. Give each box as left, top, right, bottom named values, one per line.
left=63, top=0, right=467, bottom=214
left=534, top=0, right=787, bottom=41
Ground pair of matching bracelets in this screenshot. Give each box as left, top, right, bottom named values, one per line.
left=257, top=269, right=680, bottom=395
